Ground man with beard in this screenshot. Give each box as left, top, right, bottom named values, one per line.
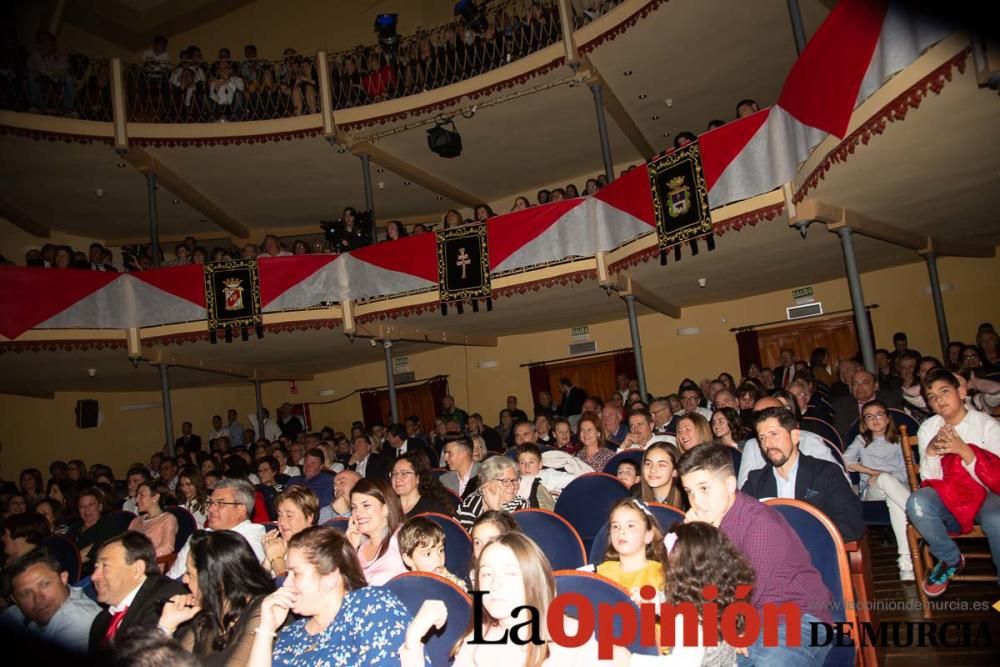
left=743, top=407, right=864, bottom=542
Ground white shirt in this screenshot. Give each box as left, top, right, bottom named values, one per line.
left=248, top=415, right=282, bottom=442
left=209, top=428, right=229, bottom=441
left=167, top=520, right=265, bottom=579
left=1, top=585, right=100, bottom=653
left=917, top=408, right=1000, bottom=487
left=774, top=455, right=800, bottom=499
left=355, top=454, right=370, bottom=478
left=618, top=434, right=675, bottom=450
left=738, top=430, right=847, bottom=488
left=209, top=75, right=245, bottom=105
left=109, top=578, right=146, bottom=615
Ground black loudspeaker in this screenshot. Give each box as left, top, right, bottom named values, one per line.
left=427, top=124, right=462, bottom=158
left=76, top=399, right=99, bottom=428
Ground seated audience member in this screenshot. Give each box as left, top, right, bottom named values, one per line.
left=455, top=454, right=529, bottom=530
left=738, top=396, right=847, bottom=488
left=440, top=434, right=480, bottom=500
left=156, top=531, right=274, bottom=665
left=743, top=408, right=864, bottom=543
left=318, top=469, right=360, bottom=523
left=402, top=532, right=610, bottom=666
left=19, top=468, right=44, bottom=506
left=469, top=510, right=521, bottom=566
left=3, top=492, right=27, bottom=517
left=392, top=452, right=454, bottom=518
left=74, top=488, right=120, bottom=574
left=2, top=511, right=49, bottom=562
left=272, top=447, right=300, bottom=478
left=844, top=401, right=913, bottom=580
left=907, top=368, right=1000, bottom=597
left=514, top=444, right=557, bottom=509
left=263, top=486, right=318, bottom=577
left=634, top=441, right=686, bottom=508
left=111, top=628, right=202, bottom=667
left=601, top=405, right=629, bottom=447
left=789, top=377, right=832, bottom=422
left=167, top=478, right=265, bottom=579
left=518, top=442, right=576, bottom=497
left=616, top=459, right=640, bottom=490
left=673, top=131, right=696, bottom=149
left=576, top=413, right=615, bottom=471
left=398, top=516, right=466, bottom=589
left=128, top=479, right=178, bottom=560
left=467, top=413, right=503, bottom=453
left=680, top=386, right=712, bottom=420
left=348, top=434, right=391, bottom=480
left=711, top=407, right=748, bottom=450
left=346, top=478, right=406, bottom=585
left=678, top=443, right=833, bottom=665
left=596, top=498, right=667, bottom=600
left=832, top=369, right=903, bottom=443
left=89, top=532, right=187, bottom=652
left=121, top=466, right=150, bottom=516
left=2, top=548, right=100, bottom=653
left=551, top=416, right=578, bottom=454
left=33, top=498, right=69, bottom=535
left=674, top=412, right=714, bottom=453
left=736, top=98, right=760, bottom=117
left=384, top=422, right=435, bottom=464
left=285, top=448, right=334, bottom=507
left=249, top=527, right=411, bottom=666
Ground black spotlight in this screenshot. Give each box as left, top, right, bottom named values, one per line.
left=374, top=14, right=399, bottom=50
left=427, top=121, right=462, bottom=158
left=454, top=0, right=488, bottom=33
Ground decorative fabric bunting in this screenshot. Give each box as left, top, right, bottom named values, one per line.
left=436, top=222, right=492, bottom=315
left=648, top=141, right=714, bottom=265
left=204, top=259, right=263, bottom=343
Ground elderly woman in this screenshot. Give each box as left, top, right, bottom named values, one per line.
left=391, top=452, right=455, bottom=519
left=455, top=455, right=528, bottom=531
left=263, top=486, right=318, bottom=577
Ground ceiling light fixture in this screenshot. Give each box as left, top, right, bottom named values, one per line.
left=638, top=94, right=647, bottom=100
left=651, top=115, right=660, bottom=120
left=403, top=181, right=411, bottom=186
left=171, top=199, right=180, bottom=205
left=623, top=70, right=633, bottom=76
left=376, top=168, right=385, bottom=173
left=116, top=162, right=126, bottom=168
left=436, top=196, right=443, bottom=200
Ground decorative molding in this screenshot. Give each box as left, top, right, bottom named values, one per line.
left=578, top=0, right=672, bottom=54
left=131, top=126, right=325, bottom=148
left=794, top=48, right=969, bottom=203
left=0, top=339, right=127, bottom=353
left=0, top=125, right=113, bottom=145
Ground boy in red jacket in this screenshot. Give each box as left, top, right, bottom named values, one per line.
left=907, top=368, right=1000, bottom=597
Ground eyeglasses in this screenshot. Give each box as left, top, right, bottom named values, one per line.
left=388, top=471, right=415, bottom=480
left=205, top=499, right=242, bottom=508
left=494, top=477, right=520, bottom=488
left=863, top=412, right=888, bottom=422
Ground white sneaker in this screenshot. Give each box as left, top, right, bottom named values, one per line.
left=898, top=556, right=915, bottom=581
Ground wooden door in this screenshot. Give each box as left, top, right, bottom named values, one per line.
left=376, top=384, right=437, bottom=430
left=757, top=313, right=859, bottom=370
left=545, top=355, right=617, bottom=404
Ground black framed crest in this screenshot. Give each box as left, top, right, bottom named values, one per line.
left=203, top=259, right=263, bottom=342
left=436, top=222, right=492, bottom=315
left=648, top=141, right=715, bottom=264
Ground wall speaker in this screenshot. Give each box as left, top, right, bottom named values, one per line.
left=76, top=399, right=99, bottom=428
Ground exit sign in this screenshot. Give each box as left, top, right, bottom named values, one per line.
left=792, top=286, right=814, bottom=300
left=570, top=326, right=590, bottom=342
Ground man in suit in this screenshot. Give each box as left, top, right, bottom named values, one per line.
left=774, top=348, right=797, bottom=390
left=174, top=421, right=201, bottom=452
left=831, top=369, right=903, bottom=443
left=789, top=378, right=833, bottom=423
left=558, top=377, right=587, bottom=418
left=440, top=434, right=480, bottom=500
left=348, top=434, right=392, bottom=481
left=384, top=422, right=434, bottom=466
left=743, top=407, right=864, bottom=543
left=467, top=413, right=503, bottom=453
left=88, top=531, right=186, bottom=653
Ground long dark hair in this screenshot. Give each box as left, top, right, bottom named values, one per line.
left=350, top=478, right=404, bottom=560
left=640, top=442, right=685, bottom=508
left=188, top=531, right=275, bottom=653
left=663, top=521, right=755, bottom=634
left=395, top=451, right=455, bottom=511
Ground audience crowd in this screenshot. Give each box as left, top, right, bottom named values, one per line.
left=1, top=323, right=998, bottom=664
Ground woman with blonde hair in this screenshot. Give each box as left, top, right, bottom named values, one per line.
left=262, top=486, right=318, bottom=577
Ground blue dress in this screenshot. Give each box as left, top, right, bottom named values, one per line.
left=272, top=586, right=411, bottom=667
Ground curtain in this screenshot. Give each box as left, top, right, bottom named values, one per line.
left=360, top=390, right=382, bottom=428
left=613, top=349, right=636, bottom=384
left=528, top=364, right=549, bottom=410
left=735, top=329, right=761, bottom=377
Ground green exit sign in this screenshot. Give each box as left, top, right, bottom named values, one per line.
left=792, top=286, right=814, bottom=300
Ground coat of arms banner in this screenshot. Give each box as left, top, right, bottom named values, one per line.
left=436, top=222, right=492, bottom=315
left=648, top=141, right=714, bottom=264
left=204, top=259, right=263, bottom=342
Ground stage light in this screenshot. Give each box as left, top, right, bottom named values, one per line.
left=374, top=14, right=399, bottom=50
left=454, top=0, right=488, bottom=33
left=427, top=121, right=462, bottom=158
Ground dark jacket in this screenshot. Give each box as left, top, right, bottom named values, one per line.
left=559, top=386, right=587, bottom=417
left=742, top=453, right=865, bottom=543
left=89, top=574, right=188, bottom=653
left=831, top=389, right=903, bottom=443
left=355, top=452, right=393, bottom=481
left=175, top=434, right=202, bottom=450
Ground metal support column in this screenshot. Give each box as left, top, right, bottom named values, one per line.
left=159, top=365, right=175, bottom=456
left=360, top=153, right=376, bottom=243
left=624, top=295, right=648, bottom=400
left=786, top=0, right=808, bottom=56
left=589, top=83, right=615, bottom=184
left=837, top=227, right=876, bottom=374
left=923, top=252, right=951, bottom=360
left=146, top=172, right=161, bottom=268
left=383, top=341, right=399, bottom=424
left=254, top=379, right=265, bottom=442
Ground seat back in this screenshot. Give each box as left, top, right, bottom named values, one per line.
left=888, top=409, right=919, bottom=437
left=512, top=509, right=586, bottom=570
left=801, top=416, right=843, bottom=451
left=42, top=534, right=82, bottom=584
left=164, top=505, right=197, bottom=552
left=819, top=438, right=847, bottom=471
left=553, top=570, right=659, bottom=656
left=386, top=572, right=471, bottom=666
left=322, top=516, right=350, bottom=532
left=554, top=473, right=629, bottom=554
left=107, top=510, right=136, bottom=533
left=588, top=502, right=684, bottom=564
left=897, top=425, right=921, bottom=493
left=75, top=576, right=97, bottom=601
left=602, top=449, right=644, bottom=475
left=765, top=499, right=858, bottom=667
left=413, top=512, right=473, bottom=578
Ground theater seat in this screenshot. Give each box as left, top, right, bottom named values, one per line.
left=413, top=512, right=473, bottom=579
left=602, top=449, right=644, bottom=474
left=43, top=534, right=82, bottom=584
left=801, top=416, right=843, bottom=451
left=555, top=473, right=629, bottom=555
left=553, top=570, right=659, bottom=656
left=386, top=571, right=472, bottom=666
left=164, top=505, right=197, bottom=552
left=513, top=509, right=586, bottom=570
left=589, top=502, right=684, bottom=564
left=107, top=510, right=136, bottom=533
left=765, top=499, right=859, bottom=667
left=322, top=516, right=350, bottom=532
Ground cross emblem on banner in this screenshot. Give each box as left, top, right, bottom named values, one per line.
left=456, top=247, right=471, bottom=279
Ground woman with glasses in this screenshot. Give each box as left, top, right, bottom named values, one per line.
left=390, top=452, right=455, bottom=519
left=263, top=486, right=318, bottom=578
left=844, top=400, right=913, bottom=580
left=345, top=479, right=406, bottom=585
left=455, top=455, right=528, bottom=531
